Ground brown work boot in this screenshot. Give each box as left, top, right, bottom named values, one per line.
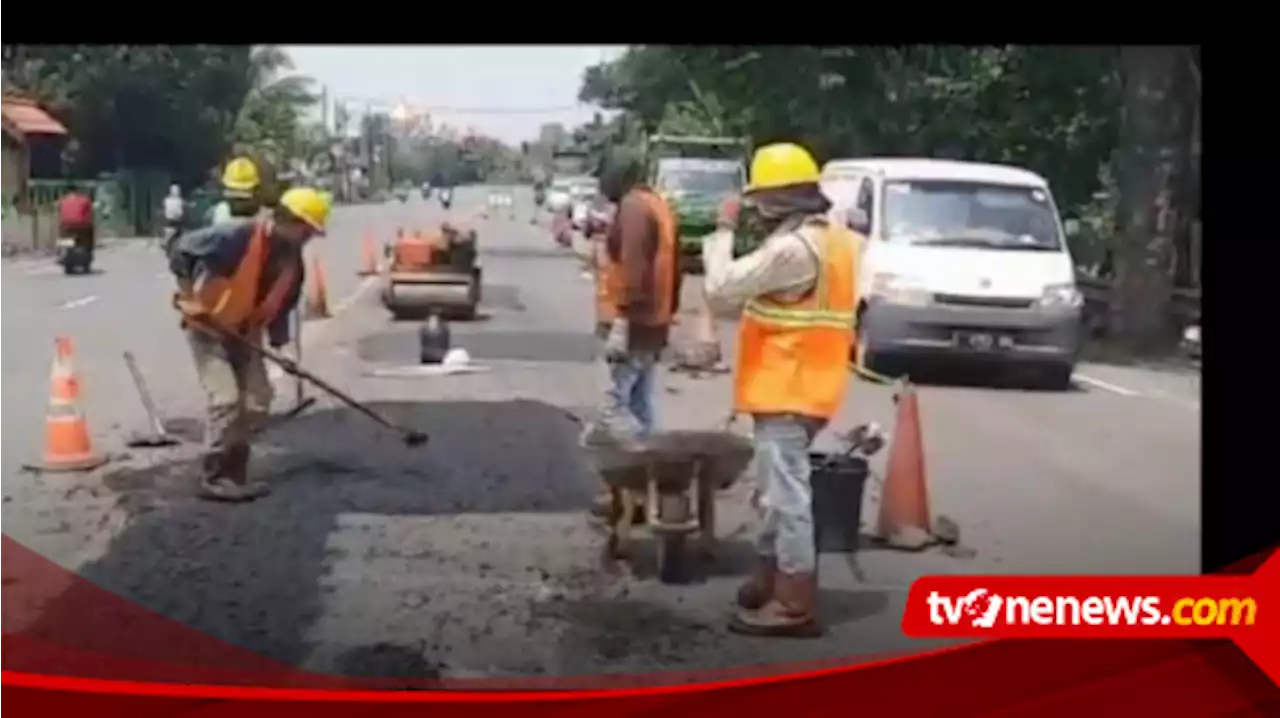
left=199, top=445, right=270, bottom=502
left=736, top=556, right=778, bottom=610
left=728, top=571, right=823, bottom=638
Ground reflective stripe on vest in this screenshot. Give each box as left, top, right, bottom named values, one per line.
left=733, top=224, right=858, bottom=420
left=594, top=188, right=678, bottom=325
left=194, top=221, right=298, bottom=335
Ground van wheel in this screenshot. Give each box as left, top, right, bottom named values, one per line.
left=854, top=323, right=885, bottom=374
left=1037, top=363, right=1075, bottom=391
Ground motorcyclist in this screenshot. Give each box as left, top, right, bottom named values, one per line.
left=57, top=183, right=96, bottom=267
left=163, top=184, right=185, bottom=251
left=439, top=184, right=454, bottom=209
left=533, top=178, right=547, bottom=208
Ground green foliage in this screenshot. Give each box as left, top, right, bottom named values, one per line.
left=580, top=45, right=1201, bottom=348
left=3, top=44, right=319, bottom=188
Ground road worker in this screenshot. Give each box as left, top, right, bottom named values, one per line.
left=208, top=157, right=265, bottom=225
left=169, top=187, right=330, bottom=502
left=582, top=148, right=681, bottom=519
left=703, top=142, right=859, bottom=638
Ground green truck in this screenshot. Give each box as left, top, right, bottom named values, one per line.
left=642, top=134, right=749, bottom=273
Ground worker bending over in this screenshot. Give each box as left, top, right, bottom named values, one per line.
left=169, top=188, right=330, bottom=502
left=703, top=143, right=858, bottom=638
left=209, top=157, right=265, bottom=225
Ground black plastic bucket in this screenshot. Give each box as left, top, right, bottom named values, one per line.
left=810, top=452, right=869, bottom=554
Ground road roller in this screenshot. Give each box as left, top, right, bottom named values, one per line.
left=381, top=223, right=482, bottom=321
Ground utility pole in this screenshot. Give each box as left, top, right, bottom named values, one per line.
left=320, top=85, right=330, bottom=135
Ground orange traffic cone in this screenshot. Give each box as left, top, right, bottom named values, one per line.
left=358, top=231, right=379, bottom=276
left=24, top=337, right=107, bottom=472
left=303, top=252, right=331, bottom=320
left=876, top=381, right=933, bottom=549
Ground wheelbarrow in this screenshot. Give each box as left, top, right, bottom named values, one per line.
left=584, top=430, right=754, bottom=584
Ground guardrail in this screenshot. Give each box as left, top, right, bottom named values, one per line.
left=1076, top=274, right=1200, bottom=336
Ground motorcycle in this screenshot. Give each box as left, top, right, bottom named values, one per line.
left=56, top=233, right=94, bottom=275
left=440, top=189, right=454, bottom=209
left=162, top=224, right=181, bottom=255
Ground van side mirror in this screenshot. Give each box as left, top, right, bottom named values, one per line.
left=1063, top=219, right=1080, bottom=237
left=848, top=208, right=870, bottom=234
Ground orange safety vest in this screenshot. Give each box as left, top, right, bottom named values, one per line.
left=595, top=189, right=678, bottom=325
left=733, top=223, right=858, bottom=420
left=192, top=221, right=298, bottom=336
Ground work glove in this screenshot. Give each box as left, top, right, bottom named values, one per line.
left=172, top=292, right=209, bottom=321
left=603, top=318, right=630, bottom=363
left=716, top=196, right=742, bottom=231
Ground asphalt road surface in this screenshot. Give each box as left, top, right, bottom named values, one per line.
left=2, top=186, right=1201, bottom=683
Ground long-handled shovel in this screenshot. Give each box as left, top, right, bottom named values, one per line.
left=123, top=351, right=181, bottom=448
left=203, top=322, right=430, bottom=448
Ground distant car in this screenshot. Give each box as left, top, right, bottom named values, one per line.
left=568, top=179, right=600, bottom=230
left=546, top=179, right=575, bottom=214
left=487, top=191, right=513, bottom=209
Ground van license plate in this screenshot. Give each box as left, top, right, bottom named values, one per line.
left=958, top=332, right=995, bottom=350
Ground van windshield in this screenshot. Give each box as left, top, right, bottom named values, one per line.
left=881, top=180, right=1063, bottom=251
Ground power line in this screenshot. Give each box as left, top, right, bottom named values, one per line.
left=332, top=96, right=593, bottom=115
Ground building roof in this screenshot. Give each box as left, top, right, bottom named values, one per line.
left=2, top=95, right=68, bottom=138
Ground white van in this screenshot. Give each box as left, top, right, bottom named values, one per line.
left=821, top=158, right=1083, bottom=389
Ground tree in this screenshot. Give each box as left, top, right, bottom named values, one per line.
left=2, top=44, right=321, bottom=190
left=1107, top=46, right=1195, bottom=349
left=230, top=45, right=319, bottom=173
left=581, top=45, right=1200, bottom=351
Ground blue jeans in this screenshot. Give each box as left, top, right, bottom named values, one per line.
left=596, top=351, right=658, bottom=443
left=752, top=413, right=825, bottom=574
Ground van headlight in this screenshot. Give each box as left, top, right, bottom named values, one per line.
left=870, top=273, right=932, bottom=307
left=1038, top=283, right=1083, bottom=309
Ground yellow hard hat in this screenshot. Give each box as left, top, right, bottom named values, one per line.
left=222, top=157, right=261, bottom=194
left=278, top=187, right=330, bottom=233
left=745, top=142, right=820, bottom=194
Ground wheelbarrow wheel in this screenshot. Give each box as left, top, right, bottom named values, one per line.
left=657, top=533, right=687, bottom=584
left=656, top=493, right=691, bottom=585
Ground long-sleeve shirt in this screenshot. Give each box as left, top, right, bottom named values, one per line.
left=169, top=220, right=304, bottom=348
left=702, top=219, right=826, bottom=312
left=598, top=189, right=682, bottom=352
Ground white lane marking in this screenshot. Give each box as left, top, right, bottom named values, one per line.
left=334, top=275, right=378, bottom=315
left=268, top=276, right=378, bottom=388
left=1072, top=373, right=1139, bottom=396
left=60, top=295, right=98, bottom=310
left=22, top=264, right=62, bottom=276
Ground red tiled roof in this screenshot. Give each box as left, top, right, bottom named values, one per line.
left=2, top=96, right=67, bottom=136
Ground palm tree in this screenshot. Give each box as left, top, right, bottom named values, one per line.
left=231, top=45, right=318, bottom=170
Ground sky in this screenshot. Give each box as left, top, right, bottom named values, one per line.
left=284, top=45, right=627, bottom=145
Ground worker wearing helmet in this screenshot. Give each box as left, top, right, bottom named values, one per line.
left=705, top=143, right=859, bottom=638
left=169, top=187, right=330, bottom=502
left=209, top=157, right=264, bottom=225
